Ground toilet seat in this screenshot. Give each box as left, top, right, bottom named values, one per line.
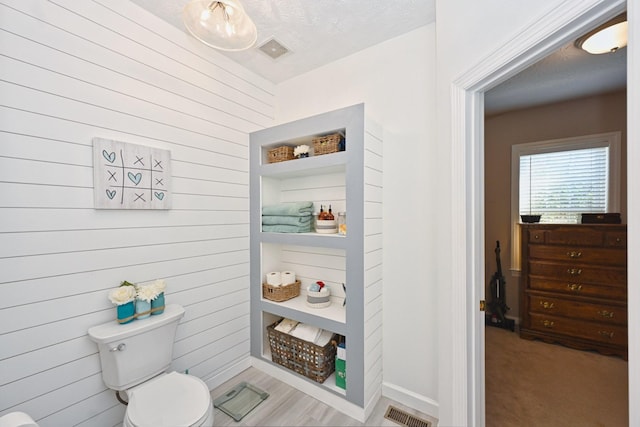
left=125, top=372, right=212, bottom=427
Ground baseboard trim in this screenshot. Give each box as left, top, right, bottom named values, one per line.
left=382, top=381, right=439, bottom=420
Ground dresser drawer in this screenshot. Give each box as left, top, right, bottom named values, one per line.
left=528, top=313, right=627, bottom=347
left=529, top=277, right=626, bottom=300
left=545, top=228, right=604, bottom=246
left=605, top=231, right=627, bottom=248
left=528, top=294, right=627, bottom=326
left=528, top=245, right=626, bottom=266
left=529, top=261, right=627, bottom=286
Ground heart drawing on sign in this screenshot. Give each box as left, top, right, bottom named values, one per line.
left=128, top=172, right=142, bottom=185
left=102, top=150, right=116, bottom=163
left=106, top=189, right=116, bottom=199
left=154, top=192, right=165, bottom=200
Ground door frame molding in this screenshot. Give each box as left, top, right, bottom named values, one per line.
left=448, top=0, right=631, bottom=425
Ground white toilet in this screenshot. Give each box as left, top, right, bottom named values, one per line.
left=88, top=304, right=214, bottom=427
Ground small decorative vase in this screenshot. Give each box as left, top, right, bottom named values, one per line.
left=135, top=299, right=151, bottom=319
left=151, top=292, right=165, bottom=315
left=117, top=301, right=135, bottom=324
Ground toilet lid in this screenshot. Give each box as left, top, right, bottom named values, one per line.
left=127, top=372, right=210, bottom=427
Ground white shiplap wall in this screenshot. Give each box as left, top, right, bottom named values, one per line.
left=0, top=0, right=275, bottom=425
left=363, top=121, right=383, bottom=411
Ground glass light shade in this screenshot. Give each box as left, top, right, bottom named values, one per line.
left=183, top=0, right=257, bottom=51
left=579, top=21, right=628, bottom=54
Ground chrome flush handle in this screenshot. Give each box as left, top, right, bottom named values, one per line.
left=109, top=343, right=126, bottom=352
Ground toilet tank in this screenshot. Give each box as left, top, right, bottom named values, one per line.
left=88, top=304, right=185, bottom=391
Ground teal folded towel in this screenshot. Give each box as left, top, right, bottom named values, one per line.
left=262, top=215, right=312, bottom=226
left=262, top=202, right=313, bottom=216
left=262, top=223, right=312, bottom=233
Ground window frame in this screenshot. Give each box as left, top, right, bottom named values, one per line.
left=510, top=131, right=621, bottom=273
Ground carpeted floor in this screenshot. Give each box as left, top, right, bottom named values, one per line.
left=485, top=326, right=628, bottom=427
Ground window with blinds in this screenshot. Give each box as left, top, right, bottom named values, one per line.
left=509, top=132, right=621, bottom=271
left=519, top=147, right=609, bottom=223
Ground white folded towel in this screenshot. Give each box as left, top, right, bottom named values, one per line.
left=290, top=323, right=322, bottom=343
left=275, top=318, right=299, bottom=334
left=314, top=329, right=334, bottom=347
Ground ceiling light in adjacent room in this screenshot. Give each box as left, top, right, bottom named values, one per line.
left=183, top=0, right=257, bottom=51
left=576, top=13, right=627, bottom=54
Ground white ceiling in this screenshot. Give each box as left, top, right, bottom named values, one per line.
left=129, top=0, right=627, bottom=115
left=485, top=40, right=627, bottom=115
left=130, top=0, right=436, bottom=83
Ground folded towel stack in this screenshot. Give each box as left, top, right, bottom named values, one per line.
left=262, top=202, right=314, bottom=233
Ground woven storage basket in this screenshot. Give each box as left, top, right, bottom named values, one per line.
left=262, top=280, right=300, bottom=302
left=267, top=146, right=294, bottom=163
left=312, top=134, right=341, bottom=155
left=267, top=321, right=337, bottom=383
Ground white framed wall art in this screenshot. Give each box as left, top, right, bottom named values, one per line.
left=93, top=137, right=172, bottom=210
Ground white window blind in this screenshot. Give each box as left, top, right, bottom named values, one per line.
left=510, top=132, right=621, bottom=272
left=519, top=147, right=609, bottom=223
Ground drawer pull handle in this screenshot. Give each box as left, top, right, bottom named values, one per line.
left=567, top=268, right=582, bottom=276
left=567, top=284, right=583, bottom=292
left=542, top=320, right=555, bottom=328
left=566, top=251, right=582, bottom=258
left=539, top=301, right=555, bottom=309
left=598, top=331, right=615, bottom=339
left=598, top=310, right=615, bottom=318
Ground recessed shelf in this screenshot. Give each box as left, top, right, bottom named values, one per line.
left=251, top=103, right=380, bottom=412
left=260, top=151, right=347, bottom=178
left=260, top=296, right=346, bottom=334
left=259, top=349, right=346, bottom=397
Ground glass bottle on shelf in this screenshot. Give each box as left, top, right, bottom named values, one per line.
left=338, top=212, right=346, bottom=235
left=327, top=205, right=335, bottom=220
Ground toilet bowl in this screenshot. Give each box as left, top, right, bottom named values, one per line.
left=123, top=372, right=213, bottom=427
left=88, top=304, right=213, bottom=427
left=0, top=412, right=39, bottom=427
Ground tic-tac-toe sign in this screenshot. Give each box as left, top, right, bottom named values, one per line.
left=93, top=138, right=171, bottom=210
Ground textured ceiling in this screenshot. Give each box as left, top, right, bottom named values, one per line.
left=486, top=40, right=627, bottom=115
left=129, top=0, right=437, bottom=83
left=129, top=0, right=626, bottom=114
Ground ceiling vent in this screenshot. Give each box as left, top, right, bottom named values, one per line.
left=258, top=38, right=290, bottom=60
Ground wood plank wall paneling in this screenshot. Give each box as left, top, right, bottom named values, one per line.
left=363, top=125, right=383, bottom=406
left=0, top=0, right=275, bottom=425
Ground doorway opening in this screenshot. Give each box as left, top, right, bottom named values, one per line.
left=447, top=1, right=633, bottom=425
left=483, top=42, right=628, bottom=424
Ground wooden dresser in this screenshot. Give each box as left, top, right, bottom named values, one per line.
left=520, top=223, right=627, bottom=359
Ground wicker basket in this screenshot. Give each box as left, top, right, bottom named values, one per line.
left=312, top=134, right=341, bottom=155
left=267, top=321, right=337, bottom=383
left=262, top=280, right=300, bottom=302
left=267, top=146, right=294, bottom=163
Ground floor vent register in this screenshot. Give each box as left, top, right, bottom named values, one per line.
left=384, top=405, right=432, bottom=427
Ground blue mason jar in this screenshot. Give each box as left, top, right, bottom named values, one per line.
left=151, top=292, right=165, bottom=315
left=117, top=301, right=135, bottom=324
left=135, top=299, right=151, bottom=319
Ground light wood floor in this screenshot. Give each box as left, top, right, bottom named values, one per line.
left=209, top=367, right=438, bottom=426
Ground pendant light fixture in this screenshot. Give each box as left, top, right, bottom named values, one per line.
left=575, top=13, right=627, bottom=55
left=183, top=0, right=257, bottom=51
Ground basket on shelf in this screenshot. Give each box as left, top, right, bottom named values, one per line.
left=267, top=321, right=337, bottom=383
left=267, top=146, right=295, bottom=163
left=312, top=134, right=341, bottom=156
left=262, top=280, right=300, bottom=302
